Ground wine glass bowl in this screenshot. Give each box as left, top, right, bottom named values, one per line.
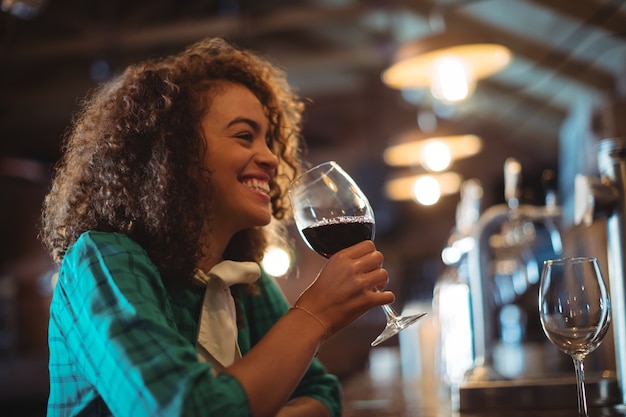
left=289, top=161, right=425, bottom=347
left=539, top=257, right=611, bottom=416
left=289, top=161, right=375, bottom=258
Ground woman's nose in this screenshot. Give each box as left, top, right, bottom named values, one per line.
left=256, top=141, right=279, bottom=171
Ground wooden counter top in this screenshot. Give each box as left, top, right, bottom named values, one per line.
left=341, top=347, right=626, bottom=417
left=342, top=371, right=626, bottom=417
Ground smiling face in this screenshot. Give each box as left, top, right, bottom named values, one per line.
left=201, top=81, right=279, bottom=241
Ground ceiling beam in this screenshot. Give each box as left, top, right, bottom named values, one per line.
left=480, top=78, right=568, bottom=123
left=5, top=1, right=618, bottom=96
left=2, top=4, right=371, bottom=61
left=400, top=0, right=617, bottom=93
left=524, top=0, right=626, bottom=38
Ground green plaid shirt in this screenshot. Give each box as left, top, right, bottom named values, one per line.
left=47, top=231, right=341, bottom=416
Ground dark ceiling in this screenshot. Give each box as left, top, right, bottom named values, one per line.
left=1, top=0, right=626, bottom=268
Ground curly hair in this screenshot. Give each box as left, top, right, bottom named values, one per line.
left=41, top=37, right=305, bottom=287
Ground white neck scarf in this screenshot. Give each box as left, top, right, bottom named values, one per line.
left=193, top=260, right=261, bottom=371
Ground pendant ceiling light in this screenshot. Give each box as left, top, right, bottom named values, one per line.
left=381, top=31, right=512, bottom=102
left=384, top=130, right=483, bottom=172
left=384, top=171, right=463, bottom=205
left=382, top=128, right=480, bottom=205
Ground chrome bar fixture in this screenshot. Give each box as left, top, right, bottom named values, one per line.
left=575, top=137, right=626, bottom=407
left=453, top=150, right=624, bottom=412
left=464, top=158, right=562, bottom=382
left=450, top=159, right=624, bottom=411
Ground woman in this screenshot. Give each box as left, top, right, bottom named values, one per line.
left=41, top=37, right=394, bottom=417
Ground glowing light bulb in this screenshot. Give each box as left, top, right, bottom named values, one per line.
left=422, top=140, right=451, bottom=172
left=261, top=246, right=292, bottom=277
left=413, top=175, right=441, bottom=205
left=430, top=56, right=475, bottom=103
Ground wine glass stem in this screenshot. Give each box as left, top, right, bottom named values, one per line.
left=573, top=356, right=589, bottom=417
left=382, top=304, right=400, bottom=321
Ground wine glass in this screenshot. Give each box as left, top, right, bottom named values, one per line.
left=539, top=257, right=611, bottom=417
left=288, top=161, right=426, bottom=347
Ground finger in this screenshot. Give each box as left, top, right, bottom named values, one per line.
left=361, top=267, right=389, bottom=291
left=350, top=249, right=384, bottom=274
left=335, top=239, right=376, bottom=258
left=375, top=290, right=395, bottom=305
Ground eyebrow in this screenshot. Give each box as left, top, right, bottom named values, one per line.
left=227, top=117, right=261, bottom=133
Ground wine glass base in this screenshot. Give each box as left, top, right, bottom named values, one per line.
left=371, top=312, right=426, bottom=347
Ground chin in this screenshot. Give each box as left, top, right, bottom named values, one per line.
left=257, top=216, right=273, bottom=226
left=247, top=212, right=272, bottom=228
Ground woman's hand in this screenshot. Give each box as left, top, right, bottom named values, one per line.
left=225, top=240, right=393, bottom=417
left=294, top=240, right=395, bottom=338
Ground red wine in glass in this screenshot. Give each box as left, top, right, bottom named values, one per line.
left=289, top=161, right=426, bottom=346
left=302, top=217, right=375, bottom=258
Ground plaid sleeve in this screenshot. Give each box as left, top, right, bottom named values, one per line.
left=47, top=231, right=251, bottom=417
left=238, top=273, right=343, bottom=417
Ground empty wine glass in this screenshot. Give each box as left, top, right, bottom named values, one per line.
left=288, top=161, right=426, bottom=347
left=539, top=257, right=611, bottom=417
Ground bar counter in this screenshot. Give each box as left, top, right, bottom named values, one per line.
left=341, top=347, right=626, bottom=417
left=342, top=374, right=626, bottom=416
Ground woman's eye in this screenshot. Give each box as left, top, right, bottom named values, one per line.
left=236, top=132, right=254, bottom=141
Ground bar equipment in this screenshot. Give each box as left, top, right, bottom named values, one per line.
left=434, top=179, right=482, bottom=384
left=464, top=158, right=563, bottom=381
left=575, top=137, right=626, bottom=408
left=451, top=157, right=621, bottom=411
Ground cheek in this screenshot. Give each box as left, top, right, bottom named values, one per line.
left=202, top=153, right=218, bottom=171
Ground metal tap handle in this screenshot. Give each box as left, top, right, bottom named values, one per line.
left=541, top=169, right=558, bottom=208
left=504, top=158, right=522, bottom=209
left=541, top=169, right=564, bottom=255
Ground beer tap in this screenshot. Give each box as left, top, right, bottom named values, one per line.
left=464, top=158, right=562, bottom=382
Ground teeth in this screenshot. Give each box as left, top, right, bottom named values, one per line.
left=244, top=179, right=270, bottom=193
